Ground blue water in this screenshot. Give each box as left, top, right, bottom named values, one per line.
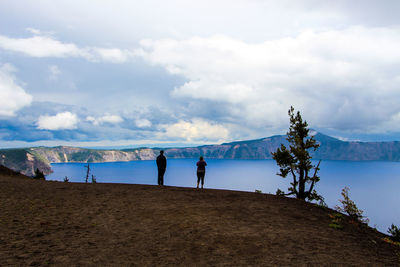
left=47, top=159, right=400, bottom=233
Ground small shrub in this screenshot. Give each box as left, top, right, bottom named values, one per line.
left=276, top=189, right=284, bottom=196
left=317, top=196, right=328, bottom=208
left=388, top=224, right=400, bottom=242
left=382, top=237, right=400, bottom=247
left=335, top=187, right=369, bottom=224
left=63, top=176, right=69, bottom=182
left=255, top=189, right=262, bottom=193
left=329, top=213, right=343, bottom=219
left=328, top=213, right=344, bottom=230
left=33, top=168, right=45, bottom=180
left=329, top=223, right=343, bottom=230
left=91, top=174, right=96, bottom=183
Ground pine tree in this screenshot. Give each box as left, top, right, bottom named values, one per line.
left=33, top=168, right=45, bottom=180
left=272, top=106, right=322, bottom=201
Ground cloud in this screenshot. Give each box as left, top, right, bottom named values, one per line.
left=48, top=65, right=61, bottom=81
left=0, top=35, right=83, bottom=58
left=136, top=27, right=400, bottom=133
left=0, top=64, right=33, bottom=116
left=0, top=33, right=131, bottom=63
left=25, top=28, right=42, bottom=35
left=91, top=48, right=130, bottom=63
left=86, top=114, right=123, bottom=126
left=25, top=27, right=55, bottom=36
left=37, top=112, right=78, bottom=130
left=160, top=119, right=229, bottom=142
left=135, top=118, right=152, bottom=128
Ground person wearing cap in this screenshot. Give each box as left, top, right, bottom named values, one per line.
left=196, top=156, right=207, bottom=189
left=156, top=150, right=167, bottom=186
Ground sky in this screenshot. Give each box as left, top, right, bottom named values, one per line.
left=1, top=0, right=400, bottom=148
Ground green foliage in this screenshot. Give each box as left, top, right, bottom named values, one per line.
left=276, top=188, right=284, bottom=196
left=329, top=223, right=343, bottom=230
left=317, top=197, right=328, bottom=209
left=0, top=149, right=29, bottom=163
left=328, top=213, right=344, bottom=230
left=335, top=187, right=369, bottom=224
left=33, top=168, right=45, bottom=180
left=58, top=152, right=66, bottom=161
left=388, top=224, right=400, bottom=242
left=70, top=151, right=103, bottom=162
left=271, top=106, right=322, bottom=201
left=255, top=189, right=262, bottom=193
left=29, top=150, right=50, bottom=164
left=63, top=176, right=69, bottom=182
left=91, top=174, right=97, bottom=183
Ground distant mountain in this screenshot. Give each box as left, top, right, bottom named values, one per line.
left=0, top=146, right=158, bottom=176
left=2, top=131, right=400, bottom=176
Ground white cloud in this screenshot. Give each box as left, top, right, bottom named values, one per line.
left=25, top=27, right=55, bottom=36
left=48, top=65, right=61, bottom=81
left=160, top=119, right=229, bottom=142
left=0, top=35, right=83, bottom=58
left=135, top=118, right=152, bottom=128
left=86, top=114, right=123, bottom=126
left=37, top=112, right=78, bottom=130
left=25, top=27, right=42, bottom=35
left=136, top=27, right=400, bottom=132
left=0, top=64, right=32, bottom=116
left=0, top=33, right=131, bottom=63
left=92, top=48, right=131, bottom=63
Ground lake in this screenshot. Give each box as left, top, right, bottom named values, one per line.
left=47, top=159, right=400, bottom=233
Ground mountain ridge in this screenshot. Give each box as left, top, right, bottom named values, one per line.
left=2, top=131, right=400, bottom=176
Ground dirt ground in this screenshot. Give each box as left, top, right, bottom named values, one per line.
left=0, top=167, right=399, bottom=266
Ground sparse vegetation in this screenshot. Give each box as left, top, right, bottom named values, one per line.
left=335, top=187, right=369, bottom=224
left=70, top=151, right=103, bottom=162
left=388, top=224, right=400, bottom=242
left=328, top=213, right=344, bottom=230
left=255, top=189, right=262, bottom=193
left=91, top=174, right=96, bottom=183
left=63, top=176, right=69, bottom=182
left=272, top=106, right=322, bottom=202
left=382, top=237, right=400, bottom=247
left=33, top=168, right=45, bottom=180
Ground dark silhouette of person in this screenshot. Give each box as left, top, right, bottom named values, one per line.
left=196, top=156, right=207, bottom=189
left=156, top=150, right=167, bottom=186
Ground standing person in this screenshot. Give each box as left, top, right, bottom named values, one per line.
left=156, top=150, right=167, bottom=186
left=196, top=156, right=207, bottom=189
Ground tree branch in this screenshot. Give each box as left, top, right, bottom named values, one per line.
left=308, top=160, right=321, bottom=194
left=290, top=168, right=298, bottom=195
left=281, top=191, right=296, bottom=196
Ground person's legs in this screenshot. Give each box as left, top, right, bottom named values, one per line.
left=197, top=172, right=201, bottom=188
left=158, top=169, right=165, bottom=185
left=160, top=169, right=165, bottom=185
left=200, top=172, right=205, bottom=189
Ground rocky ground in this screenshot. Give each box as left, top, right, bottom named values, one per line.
left=0, top=166, right=399, bottom=266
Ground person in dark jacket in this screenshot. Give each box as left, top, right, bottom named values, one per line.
left=196, top=156, right=207, bottom=189
left=156, top=150, right=167, bottom=186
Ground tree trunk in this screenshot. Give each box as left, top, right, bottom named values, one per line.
left=298, top=167, right=305, bottom=199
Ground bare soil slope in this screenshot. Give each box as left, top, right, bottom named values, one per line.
left=0, top=167, right=399, bottom=266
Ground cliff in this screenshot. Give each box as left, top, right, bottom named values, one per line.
left=0, top=148, right=52, bottom=176
left=0, top=147, right=157, bottom=176
left=3, top=131, right=400, bottom=176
